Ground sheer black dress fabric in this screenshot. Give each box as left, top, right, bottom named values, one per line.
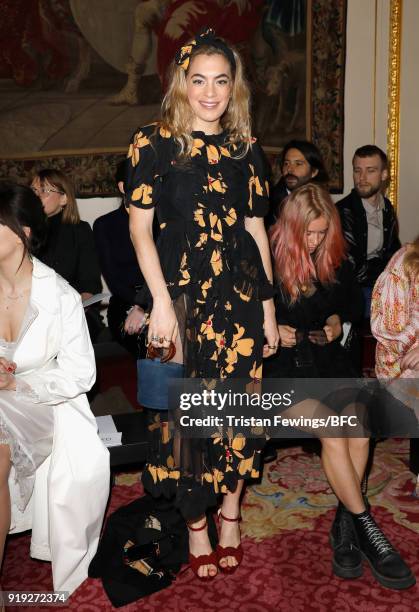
left=125, top=123, right=272, bottom=520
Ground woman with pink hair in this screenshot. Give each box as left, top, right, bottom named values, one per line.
left=269, top=183, right=415, bottom=590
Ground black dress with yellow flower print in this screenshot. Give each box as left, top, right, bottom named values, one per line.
left=125, top=123, right=272, bottom=520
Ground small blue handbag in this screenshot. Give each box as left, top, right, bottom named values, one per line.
left=137, top=342, right=184, bottom=410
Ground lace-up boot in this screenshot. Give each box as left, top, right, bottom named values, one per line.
left=330, top=502, right=363, bottom=578
left=351, top=510, right=416, bottom=589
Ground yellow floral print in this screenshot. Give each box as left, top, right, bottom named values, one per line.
left=224, top=207, right=237, bottom=226
left=193, top=205, right=206, bottom=228
left=209, top=212, right=223, bottom=241
left=179, top=252, right=190, bottom=286
left=214, top=332, right=227, bottom=351
left=248, top=163, right=264, bottom=211
left=207, top=173, right=227, bottom=193
left=201, top=278, right=213, bottom=299
left=206, top=144, right=220, bottom=164
left=225, top=324, right=254, bottom=373
left=128, top=130, right=152, bottom=166
left=220, top=146, right=231, bottom=158
left=195, top=232, right=208, bottom=248
left=238, top=456, right=256, bottom=476
left=234, top=287, right=251, bottom=302
left=210, top=248, right=223, bottom=276
left=132, top=183, right=153, bottom=205
left=231, top=434, right=246, bottom=452
left=148, top=465, right=181, bottom=484
left=200, top=315, right=215, bottom=341
left=192, top=138, right=205, bottom=156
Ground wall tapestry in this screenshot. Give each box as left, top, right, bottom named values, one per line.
left=0, top=0, right=346, bottom=195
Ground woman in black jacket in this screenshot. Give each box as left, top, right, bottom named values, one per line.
left=31, top=169, right=104, bottom=340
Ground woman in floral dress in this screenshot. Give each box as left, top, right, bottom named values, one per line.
left=125, top=29, right=278, bottom=578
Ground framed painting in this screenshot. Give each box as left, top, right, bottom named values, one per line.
left=0, top=0, right=346, bottom=195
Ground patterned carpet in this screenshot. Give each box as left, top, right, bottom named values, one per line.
left=3, top=439, right=418, bottom=611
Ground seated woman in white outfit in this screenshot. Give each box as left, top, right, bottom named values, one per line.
left=0, top=183, right=110, bottom=595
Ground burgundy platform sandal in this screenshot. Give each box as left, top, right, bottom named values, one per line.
left=216, top=512, right=243, bottom=574
left=188, top=520, right=218, bottom=580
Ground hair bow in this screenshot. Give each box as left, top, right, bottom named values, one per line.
left=175, top=27, right=235, bottom=72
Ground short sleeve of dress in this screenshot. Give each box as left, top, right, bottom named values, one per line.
left=124, top=124, right=160, bottom=209
left=244, top=140, right=271, bottom=218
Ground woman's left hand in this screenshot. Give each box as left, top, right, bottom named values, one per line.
left=401, top=346, right=419, bottom=372
left=0, top=371, right=16, bottom=390
left=323, top=314, right=342, bottom=343
left=263, top=300, right=280, bottom=358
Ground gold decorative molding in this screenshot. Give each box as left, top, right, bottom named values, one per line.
left=387, top=0, right=403, bottom=211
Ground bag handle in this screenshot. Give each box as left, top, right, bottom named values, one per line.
left=146, top=342, right=176, bottom=363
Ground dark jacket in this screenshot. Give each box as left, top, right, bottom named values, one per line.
left=38, top=212, right=102, bottom=295
left=336, top=189, right=400, bottom=287
left=266, top=178, right=288, bottom=229
left=264, top=260, right=363, bottom=379
left=93, top=205, right=141, bottom=305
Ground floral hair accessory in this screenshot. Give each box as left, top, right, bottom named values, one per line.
left=175, top=27, right=236, bottom=72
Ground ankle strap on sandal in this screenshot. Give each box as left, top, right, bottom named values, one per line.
left=219, top=512, right=241, bottom=522
left=187, top=519, right=207, bottom=531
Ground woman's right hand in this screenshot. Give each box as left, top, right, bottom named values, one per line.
left=124, top=305, right=145, bottom=335
left=278, top=325, right=297, bottom=347
left=0, top=357, right=16, bottom=374
left=148, top=297, right=178, bottom=348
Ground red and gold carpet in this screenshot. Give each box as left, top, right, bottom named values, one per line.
left=3, top=439, right=418, bottom=611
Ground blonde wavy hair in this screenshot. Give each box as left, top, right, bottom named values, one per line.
left=161, top=43, right=252, bottom=158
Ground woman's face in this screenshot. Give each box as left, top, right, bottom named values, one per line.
left=306, top=216, right=329, bottom=254
left=0, top=223, right=23, bottom=262
left=31, top=177, right=66, bottom=218
left=186, top=53, right=232, bottom=134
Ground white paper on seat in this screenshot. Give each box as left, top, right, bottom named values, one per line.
left=82, top=292, right=110, bottom=308
left=95, top=415, right=122, bottom=447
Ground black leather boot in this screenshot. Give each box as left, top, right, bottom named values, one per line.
left=330, top=503, right=363, bottom=579
left=351, top=510, right=416, bottom=590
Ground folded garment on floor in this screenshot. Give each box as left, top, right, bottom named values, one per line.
left=89, top=493, right=217, bottom=607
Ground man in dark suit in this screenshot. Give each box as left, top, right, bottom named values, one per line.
left=336, top=145, right=400, bottom=317
left=267, top=139, right=329, bottom=227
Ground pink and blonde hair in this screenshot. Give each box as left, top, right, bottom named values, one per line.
left=270, top=183, right=346, bottom=303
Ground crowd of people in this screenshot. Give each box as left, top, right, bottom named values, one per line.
left=0, top=27, right=417, bottom=603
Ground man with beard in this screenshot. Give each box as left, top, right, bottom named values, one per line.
left=267, top=140, right=329, bottom=227
left=337, top=145, right=400, bottom=316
